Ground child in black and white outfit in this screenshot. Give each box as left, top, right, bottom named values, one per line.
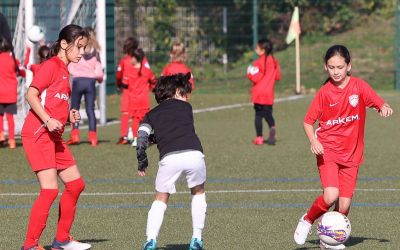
left=136, top=73, right=207, bottom=250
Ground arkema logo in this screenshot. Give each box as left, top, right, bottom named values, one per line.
left=326, top=114, right=359, bottom=126
left=54, top=93, right=70, bottom=101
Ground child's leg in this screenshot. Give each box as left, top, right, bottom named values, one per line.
left=190, top=184, right=207, bottom=240
left=0, top=112, right=4, bottom=141
left=84, top=79, right=97, bottom=133
left=56, top=166, right=85, bottom=242
left=24, top=169, right=59, bottom=248
left=146, top=193, right=169, bottom=241
left=334, top=165, right=359, bottom=216
left=6, top=113, right=15, bottom=140
left=120, top=112, right=130, bottom=137
left=263, top=105, right=276, bottom=144
left=254, top=105, right=263, bottom=137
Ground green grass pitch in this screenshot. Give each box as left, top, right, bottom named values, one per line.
left=1, top=92, right=399, bottom=249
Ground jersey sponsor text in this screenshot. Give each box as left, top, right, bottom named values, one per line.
left=326, top=114, right=359, bottom=126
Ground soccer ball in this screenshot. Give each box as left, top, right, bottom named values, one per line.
left=27, top=25, right=45, bottom=43
left=317, top=211, right=351, bottom=246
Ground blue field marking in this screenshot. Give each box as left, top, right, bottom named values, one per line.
left=2, top=202, right=400, bottom=210
left=2, top=176, right=400, bottom=185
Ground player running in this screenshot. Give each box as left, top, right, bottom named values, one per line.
left=136, top=73, right=207, bottom=250
left=293, top=45, right=393, bottom=249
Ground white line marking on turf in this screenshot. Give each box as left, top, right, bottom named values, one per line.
left=1, top=188, right=399, bottom=196
left=74, top=95, right=306, bottom=130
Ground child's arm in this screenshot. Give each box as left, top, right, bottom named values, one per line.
left=304, top=122, right=324, bottom=155
left=25, top=87, right=63, bottom=132
left=136, top=121, right=152, bottom=176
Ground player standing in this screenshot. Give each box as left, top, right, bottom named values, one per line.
left=161, top=41, right=194, bottom=89
left=293, top=45, right=393, bottom=249
left=247, top=38, right=281, bottom=145
left=116, top=37, right=151, bottom=144
left=136, top=73, right=207, bottom=250
left=0, top=36, right=25, bottom=148
left=67, top=27, right=104, bottom=147
left=20, top=24, right=91, bottom=250
left=127, top=47, right=154, bottom=147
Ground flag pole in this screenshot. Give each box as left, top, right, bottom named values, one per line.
left=295, top=33, right=301, bottom=94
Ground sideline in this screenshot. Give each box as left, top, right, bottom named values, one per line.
left=79, top=94, right=306, bottom=130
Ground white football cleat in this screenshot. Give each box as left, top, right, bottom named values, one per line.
left=51, top=236, right=91, bottom=250
left=320, top=240, right=346, bottom=249
left=294, top=213, right=312, bottom=245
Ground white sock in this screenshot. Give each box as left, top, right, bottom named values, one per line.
left=146, top=200, right=167, bottom=241
left=191, top=193, right=207, bottom=240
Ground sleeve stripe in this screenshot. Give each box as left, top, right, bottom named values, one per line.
left=138, top=123, right=152, bottom=135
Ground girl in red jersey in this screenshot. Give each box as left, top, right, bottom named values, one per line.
left=0, top=36, right=25, bottom=149
left=116, top=37, right=151, bottom=144
left=161, top=41, right=194, bottom=89
left=116, top=37, right=138, bottom=144
left=247, top=38, right=281, bottom=145
left=127, top=47, right=155, bottom=147
left=20, top=24, right=91, bottom=250
left=294, top=45, right=393, bottom=249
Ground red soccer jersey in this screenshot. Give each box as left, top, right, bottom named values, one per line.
left=161, top=61, right=194, bottom=89
left=116, top=55, right=150, bottom=87
left=304, top=76, right=385, bottom=166
left=22, top=56, right=71, bottom=138
left=247, top=54, right=281, bottom=105
left=128, top=66, right=155, bottom=111
left=0, top=52, right=25, bottom=103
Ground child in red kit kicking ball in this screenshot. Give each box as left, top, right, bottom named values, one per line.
left=20, top=24, right=91, bottom=250
left=293, top=45, right=393, bottom=249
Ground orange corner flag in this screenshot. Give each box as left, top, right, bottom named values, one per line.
left=286, top=7, right=301, bottom=44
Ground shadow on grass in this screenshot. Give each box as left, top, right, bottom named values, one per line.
left=295, top=236, right=390, bottom=249
left=43, top=239, right=109, bottom=250
left=158, top=244, right=191, bottom=250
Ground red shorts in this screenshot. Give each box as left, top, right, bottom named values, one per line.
left=120, top=89, right=129, bottom=112
left=317, top=160, right=359, bottom=198
left=22, top=133, right=76, bottom=172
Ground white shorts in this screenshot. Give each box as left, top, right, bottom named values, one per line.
left=155, top=150, right=206, bottom=194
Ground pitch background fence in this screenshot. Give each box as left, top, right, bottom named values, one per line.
left=1, top=0, right=397, bottom=93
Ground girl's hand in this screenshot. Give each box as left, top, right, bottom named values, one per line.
left=310, top=138, right=324, bottom=155
left=379, top=103, right=393, bottom=118
left=137, top=170, right=146, bottom=177
left=70, top=109, right=81, bottom=123
left=46, top=118, right=63, bottom=132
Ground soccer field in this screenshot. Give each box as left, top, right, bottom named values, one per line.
left=1, top=92, right=399, bottom=249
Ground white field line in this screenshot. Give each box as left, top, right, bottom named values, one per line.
left=1, top=188, right=399, bottom=197
left=77, top=95, right=306, bottom=130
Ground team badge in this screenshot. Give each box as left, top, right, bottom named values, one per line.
left=348, top=94, right=358, bottom=107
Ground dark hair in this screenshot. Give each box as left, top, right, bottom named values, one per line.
left=257, top=38, right=273, bottom=56
left=0, top=35, right=12, bottom=52
left=38, top=45, right=50, bottom=62
left=257, top=38, right=274, bottom=76
left=323, top=45, right=351, bottom=84
left=154, top=73, right=192, bottom=104
left=130, top=47, right=145, bottom=76
left=123, top=37, right=139, bottom=54
left=50, top=24, right=88, bottom=57
left=324, top=45, right=351, bottom=65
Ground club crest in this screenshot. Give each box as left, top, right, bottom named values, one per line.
left=348, top=94, right=359, bottom=107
